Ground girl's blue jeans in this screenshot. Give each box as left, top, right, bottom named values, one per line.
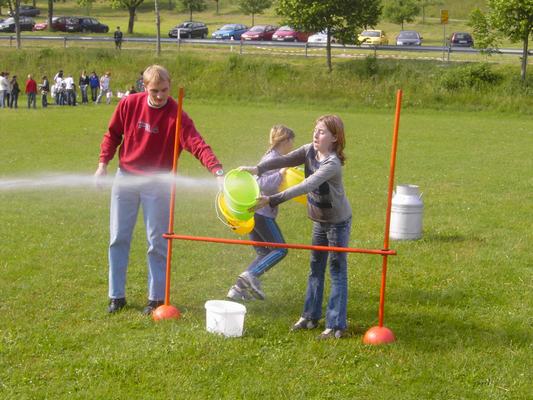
left=108, top=169, right=170, bottom=301
left=247, top=213, right=287, bottom=276
left=302, top=217, right=352, bottom=330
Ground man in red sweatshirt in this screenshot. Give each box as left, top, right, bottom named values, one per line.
left=95, top=65, right=225, bottom=315
left=25, top=74, right=37, bottom=109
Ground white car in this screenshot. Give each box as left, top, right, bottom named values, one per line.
left=307, top=31, right=337, bottom=44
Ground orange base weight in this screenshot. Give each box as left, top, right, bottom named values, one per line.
left=152, top=304, right=181, bottom=321
left=362, top=326, right=396, bottom=345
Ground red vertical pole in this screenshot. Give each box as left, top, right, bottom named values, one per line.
left=363, top=89, right=402, bottom=344
left=163, top=87, right=184, bottom=306
left=378, top=89, right=402, bottom=327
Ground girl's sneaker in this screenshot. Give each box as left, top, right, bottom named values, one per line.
left=291, top=317, right=319, bottom=331
left=317, top=328, right=345, bottom=340
left=227, top=285, right=253, bottom=301
left=237, top=271, right=265, bottom=300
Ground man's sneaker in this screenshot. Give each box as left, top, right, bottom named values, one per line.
left=227, top=285, right=253, bottom=301
left=108, top=298, right=126, bottom=313
left=291, top=317, right=319, bottom=331
left=143, top=300, right=164, bottom=315
left=317, top=328, right=345, bottom=340
left=237, top=271, right=265, bottom=300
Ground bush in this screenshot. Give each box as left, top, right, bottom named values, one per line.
left=440, top=63, right=503, bottom=90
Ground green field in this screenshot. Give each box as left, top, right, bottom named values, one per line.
left=0, top=100, right=532, bottom=398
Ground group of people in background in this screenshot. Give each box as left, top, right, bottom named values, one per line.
left=0, top=69, right=145, bottom=109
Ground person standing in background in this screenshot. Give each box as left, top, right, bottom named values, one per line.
left=79, top=70, right=90, bottom=104
left=9, top=75, right=20, bottom=108
left=89, top=71, right=99, bottom=102
left=0, top=72, right=8, bottom=108
left=25, top=74, right=37, bottom=109
left=40, top=75, right=50, bottom=108
left=64, top=74, right=76, bottom=106
left=114, top=26, right=123, bottom=50
left=95, top=72, right=111, bottom=104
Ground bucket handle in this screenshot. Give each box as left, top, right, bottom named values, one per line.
left=215, top=191, right=236, bottom=230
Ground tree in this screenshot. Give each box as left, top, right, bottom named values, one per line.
left=276, top=0, right=381, bottom=72
left=383, top=0, right=420, bottom=30
left=180, top=0, right=207, bottom=21
left=47, top=0, right=53, bottom=32
left=77, top=0, right=96, bottom=16
left=239, top=0, right=272, bottom=26
left=417, top=0, right=442, bottom=24
left=214, top=0, right=219, bottom=15
left=6, top=0, right=21, bottom=49
left=110, top=0, right=145, bottom=34
left=469, top=0, right=533, bottom=81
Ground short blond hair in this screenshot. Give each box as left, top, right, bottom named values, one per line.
left=143, top=65, right=171, bottom=85
left=269, top=124, right=295, bottom=151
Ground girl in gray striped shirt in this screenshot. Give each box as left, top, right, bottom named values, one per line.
left=243, top=115, right=352, bottom=339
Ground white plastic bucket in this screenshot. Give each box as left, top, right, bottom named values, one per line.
left=390, top=184, right=423, bottom=240
left=204, top=300, right=247, bottom=338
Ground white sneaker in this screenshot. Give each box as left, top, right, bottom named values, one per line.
left=237, top=271, right=265, bottom=300
left=227, top=285, right=253, bottom=301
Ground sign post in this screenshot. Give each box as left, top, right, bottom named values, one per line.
left=441, top=9, right=449, bottom=61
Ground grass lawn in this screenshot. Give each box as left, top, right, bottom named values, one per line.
left=0, top=101, right=532, bottom=399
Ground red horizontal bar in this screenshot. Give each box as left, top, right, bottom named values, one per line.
left=163, top=233, right=397, bottom=256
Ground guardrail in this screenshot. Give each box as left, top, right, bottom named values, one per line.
left=1, top=34, right=531, bottom=59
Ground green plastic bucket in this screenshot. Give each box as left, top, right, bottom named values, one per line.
left=223, top=169, right=259, bottom=221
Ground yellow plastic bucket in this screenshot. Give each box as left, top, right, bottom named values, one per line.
left=279, top=167, right=306, bottom=205
left=216, top=192, right=255, bottom=235
left=223, top=169, right=260, bottom=221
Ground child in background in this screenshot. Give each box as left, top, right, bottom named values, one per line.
left=241, top=115, right=352, bottom=339
left=227, top=125, right=295, bottom=301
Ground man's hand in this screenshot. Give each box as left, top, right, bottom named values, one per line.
left=94, top=162, right=108, bottom=189
left=216, top=175, right=224, bottom=191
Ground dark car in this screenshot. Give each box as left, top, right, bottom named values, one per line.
left=396, top=30, right=423, bottom=46
left=8, top=5, right=40, bottom=17
left=449, top=32, right=474, bottom=47
left=0, top=16, right=35, bottom=32
left=168, top=21, right=208, bottom=38
left=241, top=25, right=277, bottom=41
left=66, top=17, right=109, bottom=33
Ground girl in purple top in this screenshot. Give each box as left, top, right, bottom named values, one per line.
left=227, top=125, right=295, bottom=301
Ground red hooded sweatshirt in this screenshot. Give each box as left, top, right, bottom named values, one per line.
left=99, top=92, right=222, bottom=175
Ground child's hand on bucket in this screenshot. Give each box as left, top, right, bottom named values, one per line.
left=238, top=166, right=258, bottom=175
left=249, top=196, right=269, bottom=212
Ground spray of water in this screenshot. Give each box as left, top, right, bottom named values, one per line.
left=0, top=173, right=219, bottom=192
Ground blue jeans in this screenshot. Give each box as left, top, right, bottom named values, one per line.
left=27, top=92, right=36, bottom=108
left=302, top=217, right=352, bottom=330
left=108, top=169, right=171, bottom=301
left=246, top=213, right=287, bottom=276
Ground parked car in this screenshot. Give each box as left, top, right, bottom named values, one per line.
left=396, top=30, right=423, bottom=46
left=8, top=5, right=40, bottom=17
left=212, top=24, right=248, bottom=40
left=32, top=17, right=60, bottom=31
left=272, top=26, right=311, bottom=42
left=0, top=16, right=35, bottom=32
left=358, top=29, right=389, bottom=46
left=168, top=21, right=208, bottom=38
left=66, top=17, right=109, bottom=33
left=449, top=32, right=474, bottom=47
left=241, top=25, right=277, bottom=41
left=307, top=30, right=337, bottom=44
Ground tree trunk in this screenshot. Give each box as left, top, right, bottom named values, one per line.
left=48, top=0, right=53, bottom=32
left=252, top=13, right=255, bottom=26
left=189, top=8, right=192, bottom=21
left=326, top=28, right=332, bottom=72
left=14, top=0, right=21, bottom=49
left=155, top=0, right=161, bottom=56
left=216, top=0, right=219, bottom=15
left=520, top=32, right=528, bottom=81
left=128, top=7, right=135, bottom=34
